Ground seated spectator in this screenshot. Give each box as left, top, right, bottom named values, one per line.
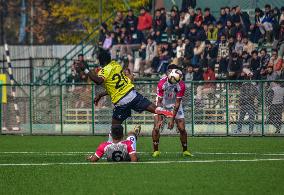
left=184, top=38, right=194, bottom=64
left=203, top=8, right=216, bottom=25
left=251, top=8, right=265, bottom=44
left=137, top=7, right=152, bottom=34
left=262, top=64, right=278, bottom=81
left=242, top=36, right=255, bottom=55
left=224, top=19, right=236, bottom=38
left=216, top=21, right=225, bottom=40
left=179, top=9, right=190, bottom=32
left=259, top=48, right=270, bottom=67
left=202, top=40, right=218, bottom=68
left=233, top=17, right=246, bottom=38
left=176, top=38, right=186, bottom=60
left=192, top=39, right=205, bottom=66
left=133, top=43, right=146, bottom=76
left=234, top=33, right=244, bottom=56
left=241, top=51, right=251, bottom=69
left=249, top=50, right=262, bottom=80
left=228, top=52, right=243, bottom=80
left=274, top=20, right=284, bottom=57
left=268, top=49, right=283, bottom=71
left=128, top=24, right=144, bottom=45
left=194, top=8, right=203, bottom=25
left=228, top=36, right=236, bottom=54
left=124, top=9, right=138, bottom=31
left=188, top=8, right=196, bottom=24
left=152, top=46, right=170, bottom=74
left=260, top=4, right=274, bottom=43
left=171, top=40, right=178, bottom=59
left=207, top=23, right=218, bottom=43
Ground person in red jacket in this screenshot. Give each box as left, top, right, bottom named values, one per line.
left=196, top=62, right=216, bottom=103
left=137, top=7, right=153, bottom=32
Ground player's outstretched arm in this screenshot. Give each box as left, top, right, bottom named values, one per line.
left=94, top=91, right=108, bottom=106
left=129, top=153, right=138, bottom=162
left=85, top=70, right=104, bottom=85
left=87, top=154, right=99, bottom=162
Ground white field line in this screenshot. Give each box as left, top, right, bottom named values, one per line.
left=0, top=158, right=284, bottom=166
left=1, top=151, right=284, bottom=156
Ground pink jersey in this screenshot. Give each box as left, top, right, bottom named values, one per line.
left=95, top=140, right=135, bottom=162
left=156, top=78, right=185, bottom=107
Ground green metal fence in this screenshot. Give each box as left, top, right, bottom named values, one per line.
left=1, top=80, right=284, bottom=136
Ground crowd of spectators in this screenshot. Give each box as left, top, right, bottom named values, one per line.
left=96, top=4, right=284, bottom=82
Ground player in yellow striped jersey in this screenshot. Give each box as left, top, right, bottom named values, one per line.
left=77, top=48, right=173, bottom=125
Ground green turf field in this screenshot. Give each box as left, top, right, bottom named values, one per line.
left=0, top=136, right=284, bottom=194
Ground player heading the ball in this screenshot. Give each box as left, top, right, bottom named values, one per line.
left=76, top=47, right=173, bottom=126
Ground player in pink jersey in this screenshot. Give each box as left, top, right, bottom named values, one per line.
left=87, top=124, right=140, bottom=162
left=152, top=65, right=193, bottom=157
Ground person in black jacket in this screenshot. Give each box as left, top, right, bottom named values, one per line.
left=182, top=0, right=196, bottom=10
left=236, top=75, right=258, bottom=134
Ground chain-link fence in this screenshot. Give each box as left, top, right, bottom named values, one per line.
left=1, top=80, right=284, bottom=136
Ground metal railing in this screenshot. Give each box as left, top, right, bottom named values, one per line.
left=1, top=80, right=284, bottom=136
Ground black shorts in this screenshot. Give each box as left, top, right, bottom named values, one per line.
left=112, top=92, right=152, bottom=122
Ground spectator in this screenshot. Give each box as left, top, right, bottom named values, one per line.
left=249, top=50, right=261, bottom=80
left=228, top=52, right=243, bottom=80
left=234, top=6, right=251, bottom=32
left=179, top=9, right=190, bottom=32
left=152, top=9, right=167, bottom=42
left=274, top=20, right=284, bottom=57
left=280, top=7, right=284, bottom=23
left=260, top=4, right=274, bottom=43
left=124, top=9, right=138, bottom=31
left=137, top=7, right=152, bottom=33
left=192, top=39, right=205, bottom=66
left=202, top=40, right=218, bottom=68
left=133, top=42, right=146, bottom=76
left=217, top=34, right=230, bottom=77
left=139, top=36, right=157, bottom=75
left=268, top=49, right=283, bottom=72
left=241, top=51, right=251, bottom=70
left=113, top=11, right=125, bottom=31
left=182, top=0, right=196, bottom=10
left=234, top=33, right=244, bottom=56
left=233, top=17, right=246, bottom=38
left=224, top=19, right=236, bottom=38
left=196, top=62, right=216, bottom=104
left=267, top=82, right=284, bottom=133
left=242, top=36, right=255, bottom=55
left=124, top=68, right=134, bottom=81
left=185, top=64, right=194, bottom=86
left=236, top=75, right=258, bottom=133
left=169, top=9, right=180, bottom=38
left=264, top=64, right=278, bottom=81
left=219, top=7, right=229, bottom=26
left=176, top=39, right=186, bottom=59
left=98, top=23, right=108, bottom=45
left=216, top=21, right=225, bottom=40
left=207, top=23, right=218, bottom=43
left=128, top=24, right=144, bottom=45
left=188, top=8, right=196, bottom=24
left=259, top=48, right=270, bottom=67
left=251, top=8, right=264, bottom=44
left=194, top=8, right=203, bottom=25
left=102, top=32, right=113, bottom=50
left=203, top=8, right=216, bottom=25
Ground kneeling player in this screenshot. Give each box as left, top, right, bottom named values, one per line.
left=152, top=67, right=192, bottom=157
left=87, top=125, right=140, bottom=162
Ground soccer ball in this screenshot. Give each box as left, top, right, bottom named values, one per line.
left=167, top=69, right=183, bottom=84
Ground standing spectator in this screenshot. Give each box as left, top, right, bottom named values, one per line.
left=267, top=82, right=284, bottom=133
left=219, top=7, right=229, bottom=26
left=194, top=8, right=203, bottom=25
left=152, top=9, right=167, bottom=42
left=217, top=34, right=230, bottom=77
left=139, top=36, right=157, bottom=75
left=196, top=61, right=216, bottom=104
left=234, top=6, right=251, bottom=32
left=182, top=0, right=196, bottom=10
left=169, top=9, right=180, bottom=39
left=124, top=9, right=138, bottom=31
left=236, top=75, right=258, bottom=133
left=203, top=8, right=216, bottom=25
left=137, top=7, right=152, bottom=34
left=113, top=11, right=125, bottom=31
